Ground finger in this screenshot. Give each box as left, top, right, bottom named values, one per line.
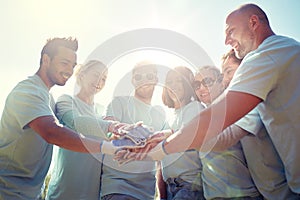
left=136, top=144, right=152, bottom=160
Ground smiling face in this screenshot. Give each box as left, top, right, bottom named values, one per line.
left=225, top=11, right=256, bottom=59
left=80, top=65, right=108, bottom=96
left=45, top=46, right=77, bottom=88
left=222, top=57, right=240, bottom=88
left=194, top=68, right=223, bottom=105
left=165, top=70, right=186, bottom=108
left=132, top=65, right=158, bottom=103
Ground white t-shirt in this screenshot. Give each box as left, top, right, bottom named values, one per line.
left=229, top=35, right=300, bottom=193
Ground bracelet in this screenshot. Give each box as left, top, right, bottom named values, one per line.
left=99, top=140, right=103, bottom=153
left=161, top=140, right=168, bottom=155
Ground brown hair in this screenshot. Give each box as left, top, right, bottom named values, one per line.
left=162, top=66, right=196, bottom=108
left=40, top=37, right=78, bottom=65
left=221, top=49, right=242, bottom=66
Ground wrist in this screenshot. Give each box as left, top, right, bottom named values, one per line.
left=100, top=140, right=117, bottom=155
left=148, top=141, right=167, bottom=161
left=161, top=140, right=168, bottom=155
left=108, top=121, right=117, bottom=133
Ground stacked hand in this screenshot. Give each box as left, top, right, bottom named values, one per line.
left=113, top=129, right=173, bottom=165
left=101, top=121, right=173, bottom=165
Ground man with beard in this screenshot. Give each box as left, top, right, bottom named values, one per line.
left=143, top=3, right=300, bottom=196
left=101, top=61, right=168, bottom=200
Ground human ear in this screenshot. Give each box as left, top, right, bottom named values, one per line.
left=249, top=15, right=260, bottom=30
left=42, top=54, right=51, bottom=66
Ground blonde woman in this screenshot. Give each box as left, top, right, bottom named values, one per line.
left=47, top=60, right=114, bottom=200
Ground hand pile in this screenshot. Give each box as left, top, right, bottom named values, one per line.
left=110, top=122, right=173, bottom=165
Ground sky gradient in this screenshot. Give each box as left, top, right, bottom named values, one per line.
left=1, top=0, right=299, bottom=114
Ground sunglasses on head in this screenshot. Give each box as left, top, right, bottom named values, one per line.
left=193, top=77, right=216, bottom=90
left=133, top=73, right=156, bottom=81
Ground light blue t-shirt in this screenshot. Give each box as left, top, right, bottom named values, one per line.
left=0, top=75, right=54, bottom=200
left=200, top=108, right=260, bottom=199
left=162, top=101, right=204, bottom=188
left=229, top=35, right=300, bottom=194
left=46, top=94, right=110, bottom=200
left=102, top=96, right=167, bottom=200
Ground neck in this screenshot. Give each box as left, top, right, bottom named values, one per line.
left=256, top=27, right=275, bottom=48
left=36, top=70, right=53, bottom=90
left=174, top=99, right=189, bottom=109
left=76, top=91, right=94, bottom=105
left=134, top=94, right=152, bottom=105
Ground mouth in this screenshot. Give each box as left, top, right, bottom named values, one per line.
left=62, top=73, right=71, bottom=80
left=200, top=92, right=210, bottom=98
left=94, top=85, right=101, bottom=90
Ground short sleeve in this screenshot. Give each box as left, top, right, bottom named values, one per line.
left=8, top=87, right=53, bottom=129
left=228, top=51, right=279, bottom=101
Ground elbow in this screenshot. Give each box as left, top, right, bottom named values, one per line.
left=39, top=125, right=63, bottom=145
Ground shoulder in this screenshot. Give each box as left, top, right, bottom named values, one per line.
left=8, top=76, right=49, bottom=103
left=151, top=105, right=166, bottom=116
left=56, top=94, right=73, bottom=103
left=109, top=96, right=131, bottom=105
left=185, top=101, right=204, bottom=112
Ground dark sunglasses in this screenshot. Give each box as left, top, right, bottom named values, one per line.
left=133, top=73, right=156, bottom=81
left=193, top=77, right=216, bottom=90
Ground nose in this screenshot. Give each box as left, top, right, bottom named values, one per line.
left=225, top=35, right=232, bottom=46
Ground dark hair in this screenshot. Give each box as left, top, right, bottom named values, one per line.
left=162, top=66, right=196, bottom=108
left=40, top=37, right=78, bottom=65
left=221, top=49, right=242, bottom=65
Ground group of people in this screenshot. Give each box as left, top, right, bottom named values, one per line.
left=0, top=3, right=299, bottom=200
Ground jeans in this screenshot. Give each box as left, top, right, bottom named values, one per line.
left=166, top=177, right=205, bottom=200
left=101, top=193, right=139, bottom=200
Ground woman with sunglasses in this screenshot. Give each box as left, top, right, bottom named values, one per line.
left=194, top=65, right=262, bottom=200
left=161, top=66, right=205, bottom=200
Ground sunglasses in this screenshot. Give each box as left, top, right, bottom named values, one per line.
left=133, top=73, right=156, bottom=81
left=193, top=77, right=216, bottom=90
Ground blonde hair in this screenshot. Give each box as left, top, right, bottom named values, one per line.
left=132, top=60, right=157, bottom=75
left=75, top=60, right=107, bottom=85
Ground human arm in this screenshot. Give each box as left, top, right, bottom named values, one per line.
left=200, top=124, right=248, bottom=152
left=156, top=161, right=167, bottom=200
left=56, top=95, right=113, bottom=138
left=163, top=91, right=262, bottom=154
left=29, top=115, right=123, bottom=154
left=29, top=115, right=101, bottom=153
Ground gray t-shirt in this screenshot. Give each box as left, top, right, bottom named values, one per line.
left=0, top=75, right=54, bottom=199
left=102, top=96, right=167, bottom=200
left=229, top=35, right=300, bottom=193
left=46, top=94, right=109, bottom=200
left=162, top=101, right=204, bottom=187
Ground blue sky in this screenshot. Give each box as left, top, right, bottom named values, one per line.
left=1, top=0, right=299, bottom=114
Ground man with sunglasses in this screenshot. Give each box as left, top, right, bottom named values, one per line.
left=101, top=61, right=168, bottom=200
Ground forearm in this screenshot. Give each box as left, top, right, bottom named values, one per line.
left=61, top=111, right=112, bottom=139
left=163, top=92, right=260, bottom=154
left=50, top=125, right=102, bottom=153
left=200, top=124, right=248, bottom=152
left=156, top=161, right=167, bottom=199
left=164, top=104, right=222, bottom=154
left=30, top=116, right=102, bottom=153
